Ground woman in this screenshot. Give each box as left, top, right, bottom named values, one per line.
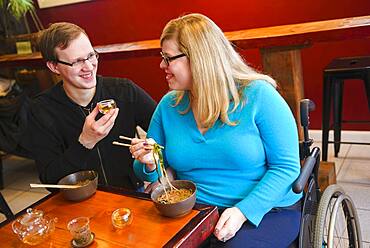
left=130, top=13, right=302, bottom=247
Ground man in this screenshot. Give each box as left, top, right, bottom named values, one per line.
left=25, top=22, right=156, bottom=190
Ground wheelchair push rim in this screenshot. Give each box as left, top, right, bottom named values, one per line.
left=313, top=184, right=362, bottom=248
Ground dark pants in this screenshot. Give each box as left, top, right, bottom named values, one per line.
left=208, top=202, right=301, bottom=248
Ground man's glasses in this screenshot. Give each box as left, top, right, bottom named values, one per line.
left=56, top=50, right=99, bottom=68
left=160, top=52, right=186, bottom=66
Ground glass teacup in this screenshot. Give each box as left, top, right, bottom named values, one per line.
left=97, top=99, right=116, bottom=114
left=111, top=208, right=133, bottom=229
left=67, top=217, right=93, bottom=246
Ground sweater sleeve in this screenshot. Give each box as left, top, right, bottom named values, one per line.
left=235, top=81, right=301, bottom=226
left=133, top=94, right=168, bottom=182
left=25, top=102, right=93, bottom=185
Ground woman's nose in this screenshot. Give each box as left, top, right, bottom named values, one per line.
left=160, top=59, right=167, bottom=69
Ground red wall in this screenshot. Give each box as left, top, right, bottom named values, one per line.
left=34, top=0, right=370, bottom=130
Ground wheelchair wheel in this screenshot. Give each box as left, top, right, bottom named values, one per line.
left=314, top=184, right=362, bottom=248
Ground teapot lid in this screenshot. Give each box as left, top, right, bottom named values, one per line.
left=19, top=208, right=44, bottom=226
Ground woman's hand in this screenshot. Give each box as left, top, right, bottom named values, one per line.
left=144, top=181, right=160, bottom=193
left=214, top=207, right=247, bottom=242
left=144, top=166, right=176, bottom=193
left=130, top=138, right=157, bottom=171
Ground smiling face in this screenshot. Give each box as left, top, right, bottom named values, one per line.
left=160, top=38, right=193, bottom=91
left=47, top=33, right=98, bottom=92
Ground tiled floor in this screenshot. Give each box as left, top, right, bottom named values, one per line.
left=1, top=131, right=369, bottom=246
left=309, top=132, right=370, bottom=247
left=0, top=156, right=49, bottom=217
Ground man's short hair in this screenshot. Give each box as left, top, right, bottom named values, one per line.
left=38, top=22, right=87, bottom=62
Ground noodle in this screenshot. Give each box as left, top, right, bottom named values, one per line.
left=75, top=179, right=90, bottom=186
left=157, top=188, right=193, bottom=204
left=151, top=142, right=192, bottom=204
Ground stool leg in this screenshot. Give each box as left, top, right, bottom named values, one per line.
left=0, top=157, right=3, bottom=190
left=333, top=79, right=343, bottom=157
left=322, top=74, right=332, bottom=161
left=365, top=70, right=370, bottom=111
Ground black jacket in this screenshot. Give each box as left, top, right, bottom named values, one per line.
left=25, top=76, right=156, bottom=190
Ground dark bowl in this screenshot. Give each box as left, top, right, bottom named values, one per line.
left=57, top=170, right=98, bottom=201
left=151, top=180, right=196, bottom=218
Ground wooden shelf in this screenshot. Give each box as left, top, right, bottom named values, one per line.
left=226, top=15, right=370, bottom=49
left=1, top=15, right=369, bottom=67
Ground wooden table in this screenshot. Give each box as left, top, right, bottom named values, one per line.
left=0, top=187, right=219, bottom=247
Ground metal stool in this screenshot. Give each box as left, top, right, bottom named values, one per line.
left=322, top=56, right=370, bottom=161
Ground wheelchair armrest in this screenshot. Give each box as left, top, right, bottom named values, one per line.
left=293, top=147, right=320, bottom=193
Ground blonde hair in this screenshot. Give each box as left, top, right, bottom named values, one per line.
left=160, top=13, right=276, bottom=128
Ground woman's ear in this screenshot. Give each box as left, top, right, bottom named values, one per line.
left=46, top=61, right=60, bottom=75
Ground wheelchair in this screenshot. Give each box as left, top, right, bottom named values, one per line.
left=292, top=99, right=362, bottom=248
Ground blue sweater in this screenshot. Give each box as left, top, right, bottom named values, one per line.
left=134, top=80, right=302, bottom=226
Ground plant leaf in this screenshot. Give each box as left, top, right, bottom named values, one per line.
left=7, top=0, right=34, bottom=20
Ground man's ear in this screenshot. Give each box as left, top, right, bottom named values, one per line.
left=46, top=61, right=60, bottom=75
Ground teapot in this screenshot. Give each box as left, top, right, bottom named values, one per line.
left=12, top=208, right=57, bottom=246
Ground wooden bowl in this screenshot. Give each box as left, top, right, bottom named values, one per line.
left=57, top=170, right=98, bottom=201
left=151, top=180, right=196, bottom=218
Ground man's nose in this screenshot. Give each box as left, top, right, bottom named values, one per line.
left=82, top=59, right=95, bottom=70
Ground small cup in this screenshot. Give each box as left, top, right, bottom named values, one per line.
left=67, top=217, right=92, bottom=246
left=111, top=208, right=133, bottom=229
left=97, top=99, right=117, bottom=114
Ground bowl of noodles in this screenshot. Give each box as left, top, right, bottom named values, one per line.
left=57, top=170, right=98, bottom=201
left=151, top=180, right=196, bottom=218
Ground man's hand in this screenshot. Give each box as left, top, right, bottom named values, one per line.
left=78, top=105, right=119, bottom=149
left=214, top=207, right=247, bottom=242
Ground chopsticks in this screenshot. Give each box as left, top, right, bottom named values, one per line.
left=112, top=135, right=164, bottom=150
left=30, top=183, right=81, bottom=189
left=112, top=135, right=133, bottom=147
left=119, top=135, right=132, bottom=141
left=112, top=141, right=131, bottom=147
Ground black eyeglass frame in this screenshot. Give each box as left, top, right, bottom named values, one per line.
left=160, top=52, right=186, bottom=66
left=55, top=50, right=99, bottom=67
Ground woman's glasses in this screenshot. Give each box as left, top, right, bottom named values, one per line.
left=56, top=50, right=99, bottom=68
left=160, top=52, right=186, bottom=66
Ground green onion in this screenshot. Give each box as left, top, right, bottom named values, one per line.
left=152, top=143, right=178, bottom=201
